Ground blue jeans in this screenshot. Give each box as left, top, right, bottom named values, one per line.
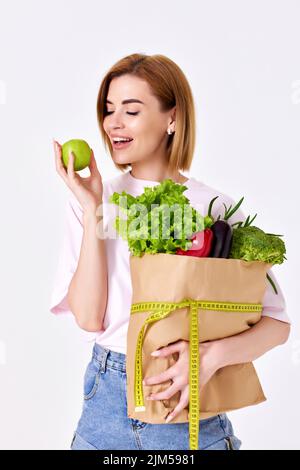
left=71, top=343, right=242, bottom=450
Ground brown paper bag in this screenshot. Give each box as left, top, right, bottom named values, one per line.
left=126, top=253, right=272, bottom=424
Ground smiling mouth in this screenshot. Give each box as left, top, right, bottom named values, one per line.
left=112, top=139, right=134, bottom=149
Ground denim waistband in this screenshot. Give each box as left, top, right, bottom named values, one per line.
left=92, top=342, right=126, bottom=373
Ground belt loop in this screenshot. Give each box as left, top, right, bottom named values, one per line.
left=100, top=348, right=109, bottom=374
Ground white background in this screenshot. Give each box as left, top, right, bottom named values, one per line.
left=0, top=0, right=299, bottom=450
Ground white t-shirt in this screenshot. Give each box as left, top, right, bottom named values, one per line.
left=49, top=170, right=291, bottom=354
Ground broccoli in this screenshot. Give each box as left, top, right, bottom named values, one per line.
left=229, top=226, right=286, bottom=265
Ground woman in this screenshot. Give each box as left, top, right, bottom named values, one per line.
left=50, top=53, right=291, bottom=450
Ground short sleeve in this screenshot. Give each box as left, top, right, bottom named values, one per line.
left=49, top=193, right=84, bottom=316
left=260, top=268, right=291, bottom=323
left=211, top=194, right=291, bottom=325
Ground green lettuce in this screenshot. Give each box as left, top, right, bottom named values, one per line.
left=109, top=178, right=206, bottom=257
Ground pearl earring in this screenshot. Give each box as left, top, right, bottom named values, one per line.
left=167, top=129, right=173, bottom=135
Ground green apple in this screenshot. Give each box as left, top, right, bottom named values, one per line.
left=61, top=139, right=92, bottom=171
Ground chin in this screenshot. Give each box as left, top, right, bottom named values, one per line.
left=112, top=149, right=141, bottom=163
left=112, top=155, right=132, bottom=165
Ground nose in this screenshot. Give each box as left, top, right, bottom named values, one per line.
left=107, top=109, right=126, bottom=131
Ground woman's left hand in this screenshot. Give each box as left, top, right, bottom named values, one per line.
left=143, top=339, right=221, bottom=423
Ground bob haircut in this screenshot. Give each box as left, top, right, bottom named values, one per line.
left=96, top=53, right=196, bottom=175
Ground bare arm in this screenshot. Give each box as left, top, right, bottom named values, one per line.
left=209, top=316, right=291, bottom=369
left=67, top=207, right=108, bottom=332
left=53, top=139, right=107, bottom=331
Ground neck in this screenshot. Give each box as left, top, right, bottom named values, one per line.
left=130, top=161, right=188, bottom=184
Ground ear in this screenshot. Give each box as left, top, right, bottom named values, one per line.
left=170, top=106, right=176, bottom=121
left=168, top=106, right=176, bottom=131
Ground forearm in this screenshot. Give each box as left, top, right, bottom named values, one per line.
left=67, top=207, right=108, bottom=332
left=210, top=316, right=291, bottom=369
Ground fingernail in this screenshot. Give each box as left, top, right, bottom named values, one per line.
left=142, top=380, right=146, bottom=385
left=165, top=413, right=174, bottom=423
left=146, top=396, right=153, bottom=400
left=151, top=351, right=160, bottom=356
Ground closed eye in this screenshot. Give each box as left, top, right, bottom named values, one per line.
left=106, top=111, right=139, bottom=116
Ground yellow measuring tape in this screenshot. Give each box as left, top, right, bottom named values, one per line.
left=130, top=298, right=262, bottom=450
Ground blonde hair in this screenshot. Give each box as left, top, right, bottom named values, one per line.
left=96, top=53, right=196, bottom=174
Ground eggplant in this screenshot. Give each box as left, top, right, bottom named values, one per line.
left=209, top=220, right=232, bottom=258
left=220, top=223, right=233, bottom=258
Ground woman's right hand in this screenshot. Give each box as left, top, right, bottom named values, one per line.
left=53, top=139, right=104, bottom=213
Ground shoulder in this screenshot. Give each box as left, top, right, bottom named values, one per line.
left=187, top=177, right=239, bottom=204
left=186, top=177, right=246, bottom=223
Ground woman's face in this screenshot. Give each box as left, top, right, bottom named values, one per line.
left=103, top=74, right=175, bottom=166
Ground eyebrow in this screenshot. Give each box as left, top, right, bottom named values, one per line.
left=105, top=98, right=145, bottom=105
